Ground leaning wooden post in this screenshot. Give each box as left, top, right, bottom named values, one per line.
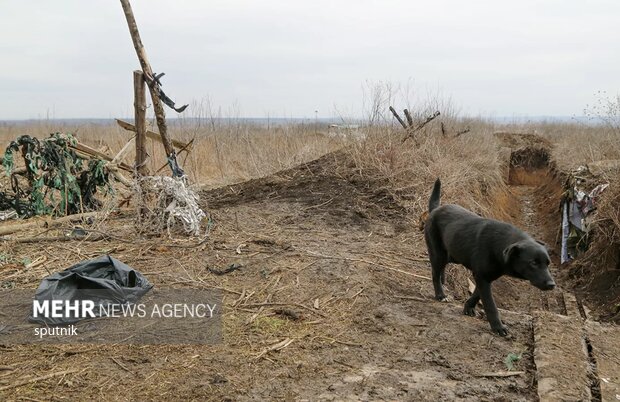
left=120, top=0, right=183, bottom=177
left=133, top=70, right=148, bottom=176
left=389, top=106, right=408, bottom=129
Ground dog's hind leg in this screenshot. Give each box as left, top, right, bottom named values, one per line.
left=463, top=288, right=479, bottom=316
left=430, top=253, right=449, bottom=301
left=475, top=279, right=507, bottom=336
left=425, top=221, right=448, bottom=301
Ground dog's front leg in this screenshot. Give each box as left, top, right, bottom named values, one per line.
left=476, top=279, right=507, bottom=336
left=463, top=288, right=479, bottom=316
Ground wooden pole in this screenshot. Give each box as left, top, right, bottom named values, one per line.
left=389, top=106, right=408, bottom=129
left=133, top=70, right=148, bottom=176
left=403, top=109, right=414, bottom=128
left=120, top=0, right=181, bottom=176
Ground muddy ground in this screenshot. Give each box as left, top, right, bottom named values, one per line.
left=0, top=143, right=618, bottom=401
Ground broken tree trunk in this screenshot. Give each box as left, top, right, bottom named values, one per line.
left=119, top=0, right=182, bottom=177
left=133, top=70, right=149, bottom=176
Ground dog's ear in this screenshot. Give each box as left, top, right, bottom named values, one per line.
left=503, top=243, right=521, bottom=264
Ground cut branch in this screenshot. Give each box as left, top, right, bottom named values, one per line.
left=0, top=369, right=79, bottom=392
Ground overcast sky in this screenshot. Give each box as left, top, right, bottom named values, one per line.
left=1, top=0, right=619, bottom=120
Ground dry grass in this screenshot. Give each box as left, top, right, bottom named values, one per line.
left=3, top=118, right=619, bottom=210
left=534, top=122, right=620, bottom=170
left=0, top=120, right=342, bottom=189
left=345, top=119, right=509, bottom=219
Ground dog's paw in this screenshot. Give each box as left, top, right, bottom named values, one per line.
left=435, top=295, right=452, bottom=302
left=491, top=325, right=509, bottom=337
left=463, top=306, right=476, bottom=316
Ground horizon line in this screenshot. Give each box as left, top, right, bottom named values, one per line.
left=0, top=115, right=596, bottom=123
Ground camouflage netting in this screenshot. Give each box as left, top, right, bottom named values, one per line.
left=1, top=133, right=114, bottom=217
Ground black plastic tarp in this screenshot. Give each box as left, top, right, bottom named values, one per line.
left=29, top=255, right=152, bottom=325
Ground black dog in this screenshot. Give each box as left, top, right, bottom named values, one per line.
left=424, top=179, right=555, bottom=336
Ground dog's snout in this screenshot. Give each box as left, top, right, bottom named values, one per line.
left=543, top=280, right=556, bottom=290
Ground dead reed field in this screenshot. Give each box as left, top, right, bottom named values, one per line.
left=2, top=118, right=619, bottom=210
left=0, top=119, right=342, bottom=189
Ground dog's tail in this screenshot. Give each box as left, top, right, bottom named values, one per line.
left=428, top=178, right=441, bottom=212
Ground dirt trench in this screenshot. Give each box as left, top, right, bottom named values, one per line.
left=490, top=144, right=620, bottom=402
left=491, top=145, right=566, bottom=315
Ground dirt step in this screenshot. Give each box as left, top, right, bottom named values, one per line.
left=586, top=321, right=620, bottom=402
left=563, top=292, right=582, bottom=318
left=533, top=310, right=592, bottom=401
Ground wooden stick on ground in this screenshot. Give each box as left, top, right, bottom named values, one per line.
left=240, top=302, right=327, bottom=317
left=0, top=211, right=105, bottom=237
left=302, top=250, right=432, bottom=281
left=476, top=371, right=525, bottom=378
left=2, top=234, right=109, bottom=244
left=255, top=338, right=294, bottom=360
left=0, top=369, right=79, bottom=392
left=393, top=295, right=427, bottom=302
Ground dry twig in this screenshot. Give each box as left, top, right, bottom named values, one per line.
left=0, top=369, right=79, bottom=392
